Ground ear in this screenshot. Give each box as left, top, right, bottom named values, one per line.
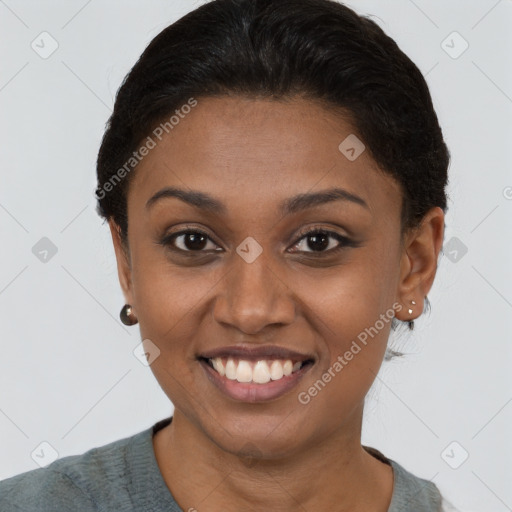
left=108, top=219, right=135, bottom=308
left=395, top=206, right=445, bottom=322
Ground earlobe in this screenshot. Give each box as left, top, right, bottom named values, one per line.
left=395, top=207, right=445, bottom=322
left=108, top=219, right=134, bottom=306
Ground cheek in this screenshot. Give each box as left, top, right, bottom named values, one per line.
left=130, top=245, right=213, bottom=336
left=298, top=305, right=392, bottom=426
left=297, top=263, right=394, bottom=404
left=130, top=258, right=214, bottom=409
left=130, top=255, right=225, bottom=396
left=317, top=292, right=392, bottom=385
left=297, top=250, right=395, bottom=335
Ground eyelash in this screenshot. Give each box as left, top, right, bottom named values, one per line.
left=160, top=225, right=357, bottom=256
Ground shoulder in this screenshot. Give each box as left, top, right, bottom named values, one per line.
left=388, top=458, right=443, bottom=510
left=0, top=427, right=151, bottom=512
left=0, top=467, right=96, bottom=511
left=364, top=445, right=455, bottom=512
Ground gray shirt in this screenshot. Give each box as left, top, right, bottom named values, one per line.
left=0, top=416, right=456, bottom=511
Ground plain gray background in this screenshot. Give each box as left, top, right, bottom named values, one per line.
left=1, top=1, right=511, bottom=511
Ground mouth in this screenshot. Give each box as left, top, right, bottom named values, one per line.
left=199, top=356, right=314, bottom=382
left=197, top=345, right=315, bottom=402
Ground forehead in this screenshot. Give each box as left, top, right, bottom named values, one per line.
left=128, top=96, right=401, bottom=223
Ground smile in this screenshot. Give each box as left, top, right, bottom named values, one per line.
left=206, top=356, right=308, bottom=383
left=198, top=352, right=315, bottom=402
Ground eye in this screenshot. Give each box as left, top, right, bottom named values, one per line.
left=161, top=228, right=221, bottom=253
left=289, top=228, right=355, bottom=255
left=160, top=226, right=358, bottom=255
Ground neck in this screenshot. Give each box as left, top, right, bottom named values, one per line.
left=153, top=409, right=393, bottom=512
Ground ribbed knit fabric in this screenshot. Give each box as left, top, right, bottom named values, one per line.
left=0, top=416, right=456, bottom=511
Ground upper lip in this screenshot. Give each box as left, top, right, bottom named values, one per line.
left=199, top=345, right=315, bottom=362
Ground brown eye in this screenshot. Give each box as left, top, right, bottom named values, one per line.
left=290, top=229, right=356, bottom=254
left=162, top=229, right=221, bottom=252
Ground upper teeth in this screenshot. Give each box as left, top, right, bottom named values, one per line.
left=210, top=357, right=303, bottom=384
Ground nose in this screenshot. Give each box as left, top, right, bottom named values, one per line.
left=212, top=249, right=296, bottom=335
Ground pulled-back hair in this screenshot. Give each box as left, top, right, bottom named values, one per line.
left=95, top=0, right=450, bottom=345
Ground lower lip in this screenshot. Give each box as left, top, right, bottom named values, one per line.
left=199, top=359, right=313, bottom=403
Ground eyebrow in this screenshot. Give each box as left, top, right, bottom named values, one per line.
left=145, top=186, right=370, bottom=215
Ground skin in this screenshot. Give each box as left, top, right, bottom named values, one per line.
left=109, top=96, right=445, bottom=512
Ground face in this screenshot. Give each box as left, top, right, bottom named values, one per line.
left=110, top=96, right=441, bottom=459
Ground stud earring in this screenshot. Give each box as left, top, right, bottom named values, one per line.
left=406, top=300, right=417, bottom=330
left=120, top=304, right=138, bottom=326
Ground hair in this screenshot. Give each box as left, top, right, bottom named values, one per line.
left=95, top=0, right=450, bottom=354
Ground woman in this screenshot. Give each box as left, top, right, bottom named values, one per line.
left=0, top=0, right=458, bottom=510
